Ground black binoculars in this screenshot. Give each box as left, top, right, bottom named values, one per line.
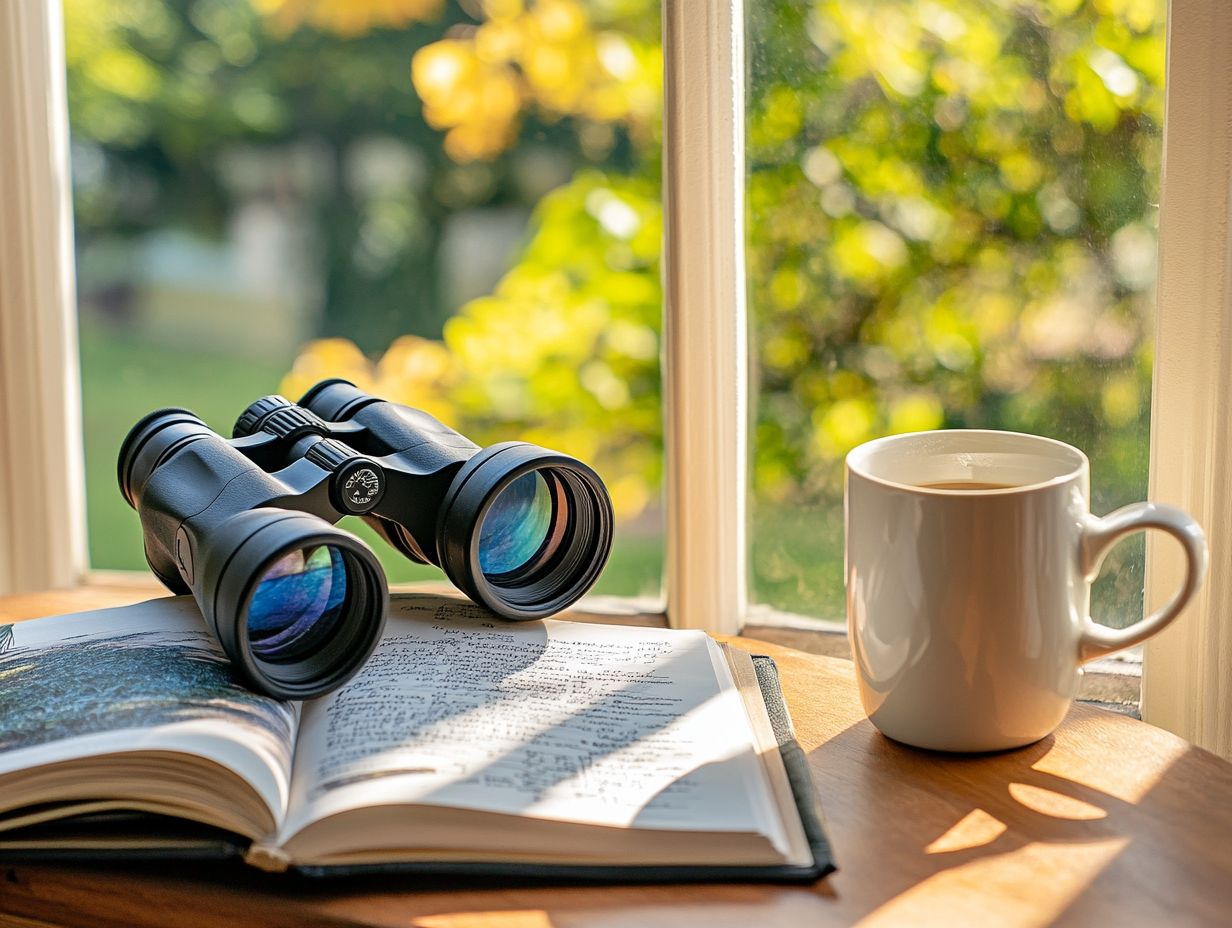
left=119, top=380, right=614, bottom=699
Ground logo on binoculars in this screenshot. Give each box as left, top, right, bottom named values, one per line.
left=344, top=468, right=381, bottom=507
left=175, top=526, right=194, bottom=585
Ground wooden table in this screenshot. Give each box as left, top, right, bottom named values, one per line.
left=2, top=585, right=1231, bottom=928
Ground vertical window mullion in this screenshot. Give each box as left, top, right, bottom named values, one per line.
left=661, top=0, right=748, bottom=634
left=0, top=0, right=87, bottom=594
left=1142, top=0, right=1232, bottom=759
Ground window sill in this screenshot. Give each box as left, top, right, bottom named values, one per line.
left=742, top=607, right=1142, bottom=718
left=17, top=573, right=1139, bottom=717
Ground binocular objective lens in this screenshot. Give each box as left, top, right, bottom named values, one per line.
left=247, top=545, right=349, bottom=662
left=438, top=445, right=613, bottom=619
left=478, top=471, right=561, bottom=578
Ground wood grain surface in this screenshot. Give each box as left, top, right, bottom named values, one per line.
left=2, top=585, right=1230, bottom=928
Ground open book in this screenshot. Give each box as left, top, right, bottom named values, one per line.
left=0, top=595, right=832, bottom=882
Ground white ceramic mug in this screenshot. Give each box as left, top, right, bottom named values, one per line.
left=845, top=429, right=1208, bottom=752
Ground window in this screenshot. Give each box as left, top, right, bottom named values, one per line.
left=1, top=0, right=1229, bottom=754
left=746, top=0, right=1164, bottom=628
left=61, top=0, right=664, bottom=600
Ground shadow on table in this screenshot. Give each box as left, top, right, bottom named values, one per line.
left=806, top=714, right=1232, bottom=926
left=3, top=855, right=838, bottom=928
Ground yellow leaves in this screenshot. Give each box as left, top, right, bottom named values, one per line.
left=444, top=283, right=604, bottom=379
left=769, top=267, right=806, bottom=312
left=814, top=397, right=876, bottom=460
left=279, top=174, right=662, bottom=520
left=1093, top=0, right=1162, bottom=34
left=413, top=41, right=472, bottom=103
left=584, top=188, right=642, bottom=240
left=1044, top=0, right=1086, bottom=17
left=63, top=0, right=171, bottom=105
left=410, top=0, right=661, bottom=163
left=1087, top=47, right=1140, bottom=99
left=763, top=333, right=812, bottom=375
left=830, top=146, right=923, bottom=200
left=413, top=41, right=523, bottom=161
left=822, top=1, right=929, bottom=98
left=64, top=0, right=176, bottom=65
left=375, top=336, right=459, bottom=423
left=475, top=17, right=524, bottom=62
left=532, top=0, right=587, bottom=41
left=1100, top=373, right=1140, bottom=427
left=605, top=472, right=651, bottom=520
left=998, top=151, right=1043, bottom=193
left=253, top=0, right=443, bottom=38
left=85, top=47, right=161, bottom=101
left=832, top=221, right=909, bottom=288
left=485, top=0, right=527, bottom=18
left=1058, top=40, right=1156, bottom=131
left=749, top=87, right=804, bottom=149
left=280, top=336, right=458, bottom=424
left=281, top=338, right=377, bottom=405
left=888, top=393, right=944, bottom=434
left=603, top=320, right=657, bottom=361
left=580, top=360, right=630, bottom=409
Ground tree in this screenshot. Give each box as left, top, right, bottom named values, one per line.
left=69, top=0, right=1166, bottom=613
left=65, top=0, right=646, bottom=348
left=291, top=0, right=1161, bottom=512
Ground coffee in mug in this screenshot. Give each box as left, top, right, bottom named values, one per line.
left=915, top=481, right=1018, bottom=490
left=845, top=429, right=1207, bottom=752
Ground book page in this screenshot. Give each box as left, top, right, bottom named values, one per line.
left=280, top=595, right=789, bottom=854
left=0, top=598, right=296, bottom=833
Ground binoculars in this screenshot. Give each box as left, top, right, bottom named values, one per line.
left=119, top=380, right=613, bottom=699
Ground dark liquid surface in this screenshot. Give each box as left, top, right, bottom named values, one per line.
left=917, top=481, right=1019, bottom=490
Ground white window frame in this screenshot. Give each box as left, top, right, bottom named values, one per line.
left=662, top=0, right=747, bottom=636
left=1141, top=1, right=1232, bottom=758
left=0, top=0, right=87, bottom=594
left=1, top=0, right=1229, bottom=755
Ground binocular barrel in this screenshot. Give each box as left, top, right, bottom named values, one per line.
left=119, top=381, right=614, bottom=699
left=298, top=380, right=614, bottom=620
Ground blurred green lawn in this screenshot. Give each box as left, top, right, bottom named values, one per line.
left=79, top=321, right=665, bottom=599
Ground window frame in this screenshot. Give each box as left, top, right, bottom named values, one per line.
left=672, top=0, right=1232, bottom=755
left=662, top=0, right=748, bottom=636
left=1, top=0, right=1228, bottom=754
left=1140, top=0, right=1232, bottom=757
left=0, top=0, right=87, bottom=594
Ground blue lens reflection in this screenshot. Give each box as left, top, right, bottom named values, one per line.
left=247, top=545, right=348, bottom=660
left=479, top=472, right=554, bottom=577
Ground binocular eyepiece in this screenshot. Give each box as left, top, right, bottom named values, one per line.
left=119, top=380, right=614, bottom=699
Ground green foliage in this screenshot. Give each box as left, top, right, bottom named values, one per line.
left=417, top=0, right=1163, bottom=618
left=742, top=0, right=1161, bottom=617
left=287, top=169, right=663, bottom=518
left=424, top=0, right=1162, bottom=510
left=65, top=0, right=619, bottom=347
left=747, top=0, right=1160, bottom=483
left=71, top=0, right=1165, bottom=619
left=444, top=171, right=663, bottom=513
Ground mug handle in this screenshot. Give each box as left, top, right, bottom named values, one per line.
left=1077, top=502, right=1208, bottom=663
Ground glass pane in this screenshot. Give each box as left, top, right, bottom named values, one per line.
left=747, top=1, right=1164, bottom=626
left=70, top=0, right=663, bottom=599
